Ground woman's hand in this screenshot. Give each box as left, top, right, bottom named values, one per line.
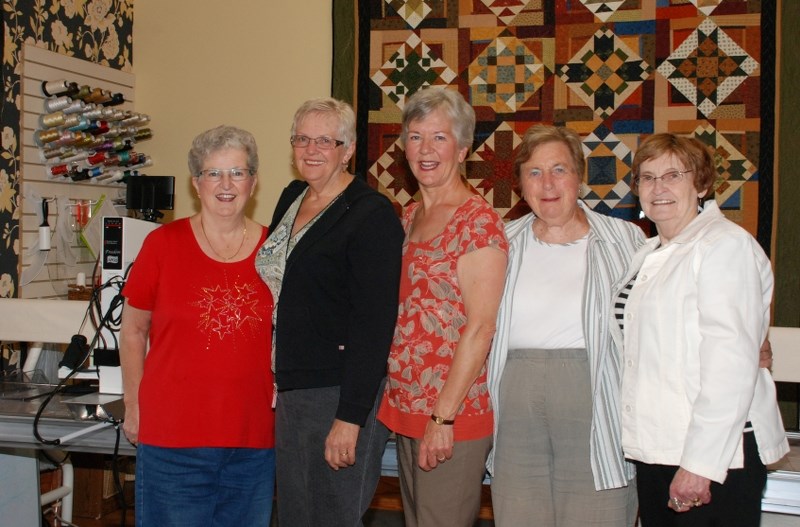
left=122, top=402, right=139, bottom=446
left=759, top=338, right=773, bottom=370
left=418, top=420, right=454, bottom=471
left=324, top=419, right=360, bottom=470
left=667, top=467, right=712, bottom=512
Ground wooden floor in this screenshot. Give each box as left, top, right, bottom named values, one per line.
left=48, top=476, right=494, bottom=526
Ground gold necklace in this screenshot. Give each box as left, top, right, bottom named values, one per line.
left=199, top=216, right=247, bottom=262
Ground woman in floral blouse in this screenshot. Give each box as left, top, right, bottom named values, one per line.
left=377, top=87, right=509, bottom=527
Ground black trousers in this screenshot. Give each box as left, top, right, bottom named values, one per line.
left=634, top=430, right=767, bottom=527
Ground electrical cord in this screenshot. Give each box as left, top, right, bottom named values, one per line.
left=32, top=271, right=129, bottom=446
left=32, top=260, right=136, bottom=526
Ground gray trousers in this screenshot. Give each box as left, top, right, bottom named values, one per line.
left=275, top=380, right=390, bottom=527
left=491, top=348, right=637, bottom=527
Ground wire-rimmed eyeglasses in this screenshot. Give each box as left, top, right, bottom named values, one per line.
left=197, top=168, right=253, bottom=182
left=634, top=169, right=692, bottom=187
left=290, top=135, right=345, bottom=150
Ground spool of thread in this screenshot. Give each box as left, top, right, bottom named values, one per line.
left=115, top=138, right=134, bottom=152
left=97, top=169, right=126, bottom=182
left=43, top=96, right=72, bottom=113
left=103, top=170, right=126, bottom=183
left=82, top=106, right=103, bottom=119
left=84, top=166, right=104, bottom=178
left=135, top=128, right=153, bottom=141
left=41, top=80, right=76, bottom=97
left=120, top=115, right=140, bottom=126
left=63, top=114, right=80, bottom=128
left=88, top=120, right=110, bottom=135
left=49, top=163, right=70, bottom=177
left=71, top=170, right=91, bottom=181
left=104, top=126, right=122, bottom=138
left=41, top=146, right=67, bottom=160
left=34, top=129, right=61, bottom=146
left=40, top=111, right=66, bottom=128
left=116, top=150, right=132, bottom=165
left=67, top=116, right=90, bottom=132
left=41, top=79, right=68, bottom=96
left=87, top=152, right=107, bottom=166
left=127, top=157, right=152, bottom=171
left=120, top=170, right=140, bottom=183
left=95, top=140, right=116, bottom=152
left=75, top=85, right=92, bottom=101
left=86, top=88, right=108, bottom=103
left=73, top=132, right=94, bottom=148
left=103, top=93, right=125, bottom=106
left=52, top=131, right=77, bottom=147
left=85, top=88, right=102, bottom=102
left=63, top=100, right=87, bottom=114
left=60, top=151, right=90, bottom=163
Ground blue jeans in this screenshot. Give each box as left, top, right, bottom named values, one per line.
left=275, top=381, right=389, bottom=527
left=135, top=444, right=275, bottom=527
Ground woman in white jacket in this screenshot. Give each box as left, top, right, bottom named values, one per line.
left=613, top=133, right=788, bottom=526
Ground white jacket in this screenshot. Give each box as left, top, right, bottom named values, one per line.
left=612, top=201, right=788, bottom=483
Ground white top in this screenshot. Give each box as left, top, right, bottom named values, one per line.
left=508, top=228, right=587, bottom=350
left=487, top=202, right=646, bottom=490
left=613, top=201, right=789, bottom=483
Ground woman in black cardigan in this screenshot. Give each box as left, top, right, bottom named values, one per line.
left=255, top=97, right=403, bottom=527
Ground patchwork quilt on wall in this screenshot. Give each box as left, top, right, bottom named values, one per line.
left=333, top=0, right=775, bottom=252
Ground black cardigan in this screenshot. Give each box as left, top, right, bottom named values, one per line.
left=269, top=177, right=404, bottom=426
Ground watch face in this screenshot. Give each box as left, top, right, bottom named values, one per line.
left=431, top=415, right=453, bottom=425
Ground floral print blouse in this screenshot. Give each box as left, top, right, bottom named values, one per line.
left=378, top=194, right=508, bottom=440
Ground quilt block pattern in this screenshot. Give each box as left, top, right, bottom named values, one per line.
left=338, top=0, right=773, bottom=240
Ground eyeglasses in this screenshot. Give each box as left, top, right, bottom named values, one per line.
left=197, top=168, right=253, bottom=182
left=634, top=170, right=691, bottom=187
left=290, top=135, right=344, bottom=150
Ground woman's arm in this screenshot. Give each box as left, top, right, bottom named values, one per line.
left=325, top=197, right=403, bottom=469
left=120, top=300, right=152, bottom=445
left=419, top=246, right=508, bottom=470
left=681, top=234, right=768, bottom=478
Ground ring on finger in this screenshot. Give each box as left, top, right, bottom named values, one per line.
left=436, top=456, right=445, bottom=462
left=670, top=497, right=684, bottom=509
left=691, top=498, right=701, bottom=507
left=340, top=450, right=348, bottom=456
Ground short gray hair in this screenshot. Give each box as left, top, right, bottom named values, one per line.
left=291, top=98, right=356, bottom=148
left=514, top=125, right=586, bottom=183
left=188, top=125, right=259, bottom=176
left=401, top=88, right=475, bottom=150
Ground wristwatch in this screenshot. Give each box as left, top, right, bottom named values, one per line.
left=430, top=414, right=455, bottom=425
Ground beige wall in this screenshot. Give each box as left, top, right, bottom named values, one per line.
left=133, top=1, right=332, bottom=223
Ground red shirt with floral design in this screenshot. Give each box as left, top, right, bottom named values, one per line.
left=378, top=195, right=508, bottom=440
